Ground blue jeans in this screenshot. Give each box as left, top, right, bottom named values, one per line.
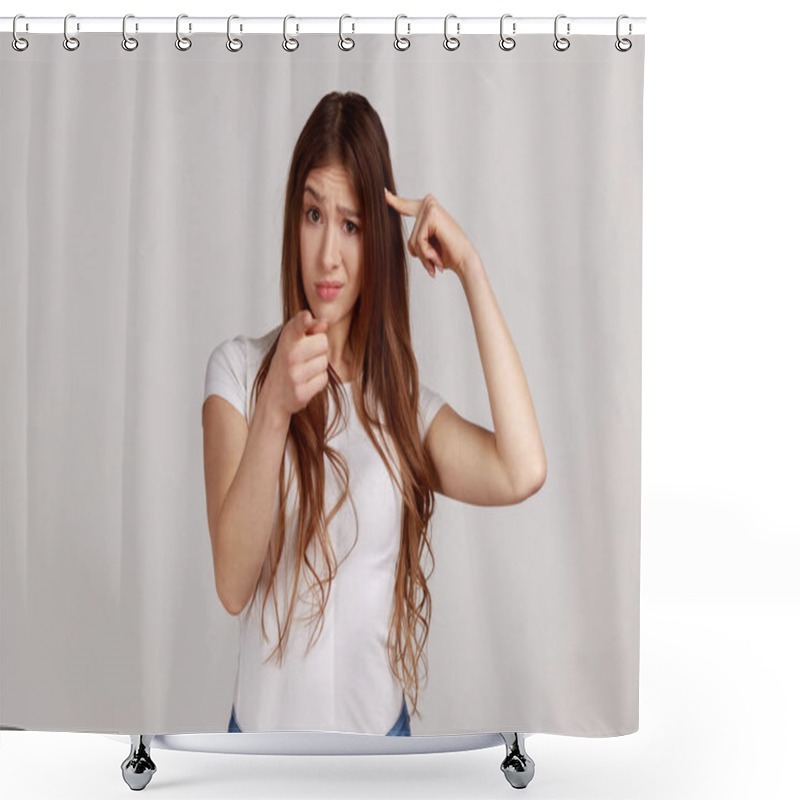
left=385, top=695, right=411, bottom=736
left=228, top=696, right=411, bottom=736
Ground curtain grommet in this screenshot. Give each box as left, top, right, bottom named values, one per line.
left=63, top=13, right=80, bottom=51
left=499, top=14, right=516, bottom=51
left=394, top=15, right=410, bottom=51
left=443, top=14, right=460, bottom=51
left=226, top=15, right=243, bottom=52
left=339, top=14, right=355, bottom=51
left=283, top=15, right=299, bottom=51
left=553, top=14, right=570, bottom=52
left=11, top=14, right=29, bottom=51
left=121, top=14, right=139, bottom=52
left=175, top=14, right=192, bottom=51
left=615, top=15, right=632, bottom=51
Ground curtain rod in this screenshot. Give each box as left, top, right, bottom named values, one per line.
left=1, top=16, right=646, bottom=36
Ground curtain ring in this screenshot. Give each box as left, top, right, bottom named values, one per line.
left=12, top=14, right=29, bottom=52
left=226, top=15, right=243, bottom=52
left=175, top=14, right=192, bottom=51
left=553, top=14, right=570, bottom=52
left=499, top=14, right=516, bottom=51
left=443, top=14, right=460, bottom=51
left=615, top=14, right=632, bottom=52
left=339, top=14, right=355, bottom=51
left=394, top=14, right=410, bottom=51
left=63, top=13, right=80, bottom=51
left=122, top=14, right=139, bottom=51
left=283, top=15, right=299, bottom=51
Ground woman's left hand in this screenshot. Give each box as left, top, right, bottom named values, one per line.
left=385, top=188, right=478, bottom=281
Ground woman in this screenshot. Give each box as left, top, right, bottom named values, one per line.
left=202, top=91, right=546, bottom=736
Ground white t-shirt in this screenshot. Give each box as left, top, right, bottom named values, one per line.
left=203, top=325, right=447, bottom=734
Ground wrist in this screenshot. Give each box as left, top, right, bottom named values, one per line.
left=459, top=254, right=486, bottom=284
left=257, top=375, right=292, bottom=429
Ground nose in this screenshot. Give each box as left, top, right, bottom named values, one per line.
left=321, top=219, right=341, bottom=271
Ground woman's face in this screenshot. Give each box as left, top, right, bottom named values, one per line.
left=299, top=162, right=364, bottom=331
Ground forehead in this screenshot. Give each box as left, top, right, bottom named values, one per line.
left=304, top=164, right=358, bottom=199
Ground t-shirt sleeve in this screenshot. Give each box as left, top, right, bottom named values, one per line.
left=203, top=337, right=248, bottom=421
left=418, top=382, right=447, bottom=440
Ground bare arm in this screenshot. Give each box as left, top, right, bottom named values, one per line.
left=203, top=376, right=291, bottom=616
left=384, top=189, right=547, bottom=500
left=457, top=254, right=547, bottom=497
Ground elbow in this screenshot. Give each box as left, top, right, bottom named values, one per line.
left=218, top=568, right=258, bottom=618
left=516, top=459, right=547, bottom=501
left=212, top=517, right=248, bottom=617
left=217, top=585, right=240, bottom=617
left=221, top=594, right=244, bottom=618
left=216, top=573, right=246, bottom=617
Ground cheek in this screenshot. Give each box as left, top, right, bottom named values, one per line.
left=348, top=239, right=364, bottom=270
left=298, top=234, right=311, bottom=280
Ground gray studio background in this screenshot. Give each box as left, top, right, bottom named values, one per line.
left=0, top=33, right=644, bottom=735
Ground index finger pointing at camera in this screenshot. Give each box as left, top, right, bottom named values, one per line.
left=384, top=187, right=422, bottom=217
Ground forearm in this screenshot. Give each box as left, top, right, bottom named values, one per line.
left=215, top=381, right=291, bottom=615
left=459, top=256, right=547, bottom=494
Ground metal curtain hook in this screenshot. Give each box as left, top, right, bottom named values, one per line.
left=122, top=14, right=139, bottom=51
left=283, top=14, right=299, bottom=51
left=12, top=14, right=29, bottom=51
left=394, top=14, right=410, bottom=51
left=175, top=13, right=192, bottom=51
left=615, top=14, right=632, bottom=51
left=63, top=13, right=80, bottom=51
left=227, top=14, right=243, bottom=52
left=444, top=14, right=460, bottom=51
left=553, top=14, right=570, bottom=51
left=339, top=14, right=355, bottom=50
left=499, top=14, right=516, bottom=51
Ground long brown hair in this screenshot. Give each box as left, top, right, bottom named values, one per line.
left=244, top=91, right=437, bottom=719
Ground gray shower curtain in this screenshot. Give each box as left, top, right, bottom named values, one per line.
left=1, top=30, right=644, bottom=736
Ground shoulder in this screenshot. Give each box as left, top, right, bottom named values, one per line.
left=250, top=323, right=282, bottom=361
left=206, top=335, right=247, bottom=379
left=417, top=381, right=448, bottom=440
left=243, top=325, right=282, bottom=387
left=203, top=336, right=250, bottom=420
left=208, top=324, right=280, bottom=374
left=203, top=324, right=281, bottom=423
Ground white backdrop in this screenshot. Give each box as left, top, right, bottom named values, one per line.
left=0, top=0, right=798, bottom=798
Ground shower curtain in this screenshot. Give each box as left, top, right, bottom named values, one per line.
left=1, top=25, right=644, bottom=737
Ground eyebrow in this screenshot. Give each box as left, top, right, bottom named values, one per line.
left=304, top=185, right=362, bottom=219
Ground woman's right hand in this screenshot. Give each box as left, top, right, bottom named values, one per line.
left=264, top=310, right=329, bottom=418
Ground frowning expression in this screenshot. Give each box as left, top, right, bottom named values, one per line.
left=300, top=163, right=364, bottom=326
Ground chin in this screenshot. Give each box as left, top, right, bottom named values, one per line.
left=306, top=300, right=323, bottom=320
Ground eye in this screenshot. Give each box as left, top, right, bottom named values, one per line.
left=306, top=207, right=321, bottom=223
left=344, top=220, right=360, bottom=234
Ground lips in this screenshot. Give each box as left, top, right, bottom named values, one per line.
left=315, top=281, right=343, bottom=301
